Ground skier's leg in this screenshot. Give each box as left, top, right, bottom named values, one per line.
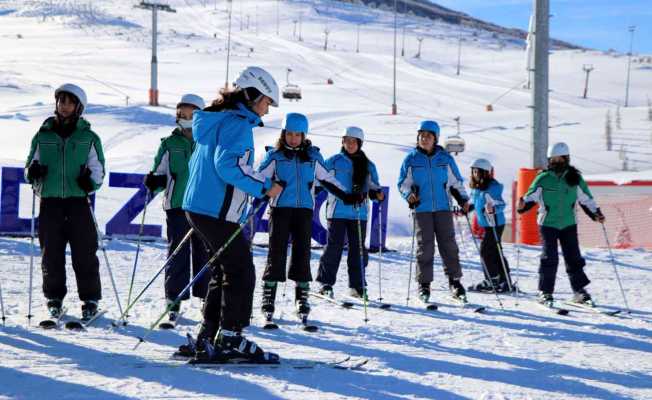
left=165, top=209, right=192, bottom=304
left=433, top=211, right=463, bottom=280
left=190, top=228, right=210, bottom=300
left=316, top=219, right=347, bottom=287
left=288, top=208, right=313, bottom=283
left=39, top=198, right=68, bottom=301
left=559, top=224, right=590, bottom=292
left=67, top=197, right=101, bottom=302
left=345, top=219, right=367, bottom=290
left=538, top=226, right=560, bottom=294
left=414, top=212, right=435, bottom=285
left=263, top=207, right=292, bottom=283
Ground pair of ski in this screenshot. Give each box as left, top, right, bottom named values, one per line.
left=263, top=311, right=318, bottom=332
left=309, top=291, right=392, bottom=310
left=39, top=308, right=107, bottom=331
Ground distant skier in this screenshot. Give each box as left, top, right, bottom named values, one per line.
left=315, top=126, right=384, bottom=299
left=180, top=66, right=283, bottom=363
left=144, top=94, right=210, bottom=326
left=518, top=142, right=605, bottom=306
left=25, top=84, right=105, bottom=320
left=257, top=112, right=350, bottom=325
left=397, top=120, right=471, bottom=303
left=467, top=158, right=513, bottom=293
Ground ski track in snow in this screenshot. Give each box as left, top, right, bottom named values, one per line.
left=0, top=235, right=651, bottom=400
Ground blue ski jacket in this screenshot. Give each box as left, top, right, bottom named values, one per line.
left=397, top=146, right=469, bottom=213
left=471, top=179, right=506, bottom=227
left=182, top=103, right=272, bottom=223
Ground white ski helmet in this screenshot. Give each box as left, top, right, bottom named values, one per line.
left=471, top=158, right=493, bottom=172
left=234, top=66, right=279, bottom=107
left=55, top=83, right=88, bottom=114
left=343, top=126, right=364, bottom=142
left=547, top=142, right=570, bottom=158
left=177, top=93, right=205, bottom=110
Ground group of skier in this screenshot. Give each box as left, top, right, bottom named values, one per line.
left=24, top=65, right=607, bottom=364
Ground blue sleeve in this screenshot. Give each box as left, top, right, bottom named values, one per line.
left=490, top=182, right=506, bottom=213
left=397, top=156, right=413, bottom=200
left=214, top=120, right=271, bottom=197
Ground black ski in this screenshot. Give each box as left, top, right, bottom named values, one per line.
left=262, top=312, right=279, bottom=330
left=298, top=313, right=318, bottom=333
left=418, top=298, right=439, bottom=311
left=65, top=310, right=107, bottom=331
left=343, top=295, right=391, bottom=310
left=309, top=292, right=354, bottom=308
left=159, top=311, right=183, bottom=330
left=450, top=295, right=486, bottom=313
left=535, top=300, right=570, bottom=316
left=39, top=307, right=68, bottom=330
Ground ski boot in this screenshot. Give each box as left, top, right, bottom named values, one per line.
left=47, top=299, right=63, bottom=319
left=468, top=276, right=500, bottom=293
left=319, top=284, right=334, bottom=299
left=167, top=299, right=181, bottom=321
left=261, top=281, right=277, bottom=321
left=449, top=277, right=467, bottom=302
left=175, top=321, right=218, bottom=359
left=418, top=282, right=430, bottom=303
left=348, top=287, right=365, bottom=299
left=295, top=282, right=311, bottom=316
left=572, top=288, right=594, bottom=306
left=213, top=329, right=279, bottom=364
left=81, top=300, right=99, bottom=322
left=537, top=291, right=554, bottom=307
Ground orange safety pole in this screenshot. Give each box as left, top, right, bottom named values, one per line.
left=516, top=168, right=541, bottom=245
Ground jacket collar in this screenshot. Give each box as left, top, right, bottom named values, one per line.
left=234, top=103, right=263, bottom=127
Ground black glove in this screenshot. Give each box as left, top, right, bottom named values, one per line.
left=144, top=172, right=167, bottom=192
left=343, top=192, right=365, bottom=205
left=77, top=166, right=95, bottom=193
left=368, top=189, right=383, bottom=201
left=517, top=197, right=536, bottom=214
left=27, top=161, right=48, bottom=183
left=408, top=196, right=420, bottom=209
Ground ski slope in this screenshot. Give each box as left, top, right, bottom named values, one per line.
left=0, top=1, right=651, bottom=398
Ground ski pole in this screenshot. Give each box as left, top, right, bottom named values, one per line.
left=126, top=191, right=151, bottom=314
left=463, top=214, right=504, bottom=309
left=355, top=206, right=369, bottom=323
left=0, top=275, right=6, bottom=325
left=377, top=202, right=384, bottom=302
left=486, top=212, right=514, bottom=293
left=27, top=190, right=36, bottom=324
left=600, top=222, right=631, bottom=314
left=115, top=228, right=193, bottom=325
left=87, top=198, right=125, bottom=319
left=514, top=215, right=521, bottom=306
left=406, top=211, right=416, bottom=306
left=134, top=200, right=267, bottom=350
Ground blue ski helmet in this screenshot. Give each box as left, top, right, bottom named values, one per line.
left=282, top=112, right=309, bottom=135
left=418, top=120, right=440, bottom=138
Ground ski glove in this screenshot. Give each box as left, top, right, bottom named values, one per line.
left=77, top=166, right=95, bottom=193
left=517, top=198, right=536, bottom=214
left=27, top=161, right=48, bottom=183
left=144, top=172, right=167, bottom=192
left=368, top=189, right=384, bottom=201
left=343, top=192, right=365, bottom=206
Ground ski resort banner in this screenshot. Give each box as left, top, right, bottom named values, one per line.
left=0, top=167, right=389, bottom=248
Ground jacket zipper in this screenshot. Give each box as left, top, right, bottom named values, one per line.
left=427, top=155, right=436, bottom=211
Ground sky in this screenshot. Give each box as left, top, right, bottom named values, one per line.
left=433, top=0, right=651, bottom=54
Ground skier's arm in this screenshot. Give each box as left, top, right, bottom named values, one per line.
left=85, top=135, right=106, bottom=191
left=397, top=158, right=416, bottom=201
left=145, top=142, right=169, bottom=193
left=214, top=123, right=271, bottom=198
left=315, top=158, right=349, bottom=201
left=25, top=134, right=45, bottom=183
left=446, top=159, right=469, bottom=207
left=367, top=162, right=384, bottom=201
left=256, top=150, right=277, bottom=179
left=577, top=177, right=604, bottom=221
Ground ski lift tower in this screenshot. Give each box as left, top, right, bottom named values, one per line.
left=134, top=1, right=176, bottom=106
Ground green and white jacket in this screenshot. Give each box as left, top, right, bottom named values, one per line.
left=151, top=128, right=195, bottom=210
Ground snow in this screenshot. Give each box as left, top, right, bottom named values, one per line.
left=0, top=1, right=651, bottom=399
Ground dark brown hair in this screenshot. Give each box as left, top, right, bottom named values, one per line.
left=274, top=130, right=310, bottom=151
left=205, top=87, right=262, bottom=112
left=469, top=168, right=492, bottom=190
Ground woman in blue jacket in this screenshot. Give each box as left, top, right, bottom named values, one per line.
left=467, top=158, right=513, bottom=293
left=316, top=127, right=384, bottom=299
left=257, top=113, right=350, bottom=322
left=180, top=66, right=283, bottom=363
left=397, top=120, right=471, bottom=303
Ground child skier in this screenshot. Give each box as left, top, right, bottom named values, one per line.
left=25, top=83, right=105, bottom=321
left=144, top=93, right=210, bottom=326
left=467, top=158, right=513, bottom=293
left=181, top=66, right=283, bottom=363
left=256, top=113, right=350, bottom=325
left=518, top=142, right=605, bottom=306
left=397, top=120, right=471, bottom=304
left=315, top=126, right=384, bottom=299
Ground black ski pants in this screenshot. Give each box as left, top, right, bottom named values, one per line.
left=539, top=224, right=590, bottom=294
left=480, top=225, right=510, bottom=281
left=164, top=208, right=209, bottom=301
left=316, top=218, right=368, bottom=289
left=186, top=211, right=255, bottom=332
left=262, top=207, right=313, bottom=283
left=39, top=197, right=101, bottom=302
